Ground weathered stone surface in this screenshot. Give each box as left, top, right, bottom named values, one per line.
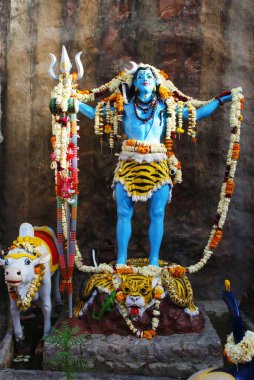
left=44, top=309, right=222, bottom=378
left=0, top=0, right=253, bottom=302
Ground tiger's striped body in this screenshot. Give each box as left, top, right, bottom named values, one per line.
left=75, top=263, right=198, bottom=319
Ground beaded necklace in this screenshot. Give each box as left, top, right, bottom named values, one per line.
left=133, top=95, right=158, bottom=123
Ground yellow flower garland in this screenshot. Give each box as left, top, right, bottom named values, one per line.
left=9, top=264, right=45, bottom=312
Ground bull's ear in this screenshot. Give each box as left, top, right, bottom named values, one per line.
left=33, top=253, right=50, bottom=266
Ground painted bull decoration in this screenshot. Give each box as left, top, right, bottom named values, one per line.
left=0, top=223, right=61, bottom=343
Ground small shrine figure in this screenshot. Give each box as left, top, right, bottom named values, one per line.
left=77, top=62, right=232, bottom=266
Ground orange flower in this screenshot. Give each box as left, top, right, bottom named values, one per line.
left=51, top=136, right=56, bottom=148
left=34, top=266, right=41, bottom=274
left=116, top=70, right=125, bottom=78
left=143, top=330, right=157, bottom=339
left=169, top=265, right=186, bottom=278
left=72, top=72, right=78, bottom=81
left=77, top=89, right=90, bottom=95
left=104, top=124, right=112, bottom=134
left=103, top=97, right=109, bottom=103
left=165, top=139, right=174, bottom=157
left=240, top=98, right=245, bottom=110
left=136, top=145, right=150, bottom=154
left=159, top=86, right=172, bottom=99
left=116, top=94, right=124, bottom=112
left=154, top=286, right=164, bottom=299
left=209, top=229, right=223, bottom=249
left=159, top=70, right=169, bottom=80
left=225, top=179, right=235, bottom=196
left=116, top=267, right=133, bottom=274
left=176, top=161, right=181, bottom=169
left=232, top=143, right=240, bottom=160
left=126, top=139, right=136, bottom=147
left=109, top=94, right=117, bottom=102
left=116, top=291, right=125, bottom=302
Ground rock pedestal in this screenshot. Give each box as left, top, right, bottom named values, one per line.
left=44, top=308, right=223, bottom=379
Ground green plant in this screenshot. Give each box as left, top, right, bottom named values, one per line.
left=43, top=320, right=89, bottom=379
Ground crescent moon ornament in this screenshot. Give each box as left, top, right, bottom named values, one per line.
left=125, top=61, right=138, bottom=74
left=75, top=51, right=84, bottom=80
left=48, top=53, right=59, bottom=80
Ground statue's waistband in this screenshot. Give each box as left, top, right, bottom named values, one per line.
left=119, top=140, right=167, bottom=163
left=121, top=139, right=167, bottom=154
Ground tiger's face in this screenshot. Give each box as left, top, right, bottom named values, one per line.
left=118, top=274, right=159, bottom=319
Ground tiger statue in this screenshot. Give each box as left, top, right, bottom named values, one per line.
left=74, top=259, right=199, bottom=320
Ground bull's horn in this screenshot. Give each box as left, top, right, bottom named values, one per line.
left=75, top=51, right=84, bottom=80
left=60, top=45, right=72, bottom=74
left=19, top=223, right=34, bottom=238
left=48, top=53, right=59, bottom=80
left=125, top=61, right=138, bottom=74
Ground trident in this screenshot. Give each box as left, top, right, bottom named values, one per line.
left=48, top=46, right=83, bottom=318
left=49, top=45, right=84, bottom=81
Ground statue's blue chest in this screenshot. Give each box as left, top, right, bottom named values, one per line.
left=123, top=100, right=166, bottom=143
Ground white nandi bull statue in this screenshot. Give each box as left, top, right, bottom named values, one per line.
left=0, top=223, right=61, bottom=343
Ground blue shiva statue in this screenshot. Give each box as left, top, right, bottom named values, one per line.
left=78, top=63, right=232, bottom=267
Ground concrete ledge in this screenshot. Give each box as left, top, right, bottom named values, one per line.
left=44, top=309, right=223, bottom=379
left=0, top=369, right=175, bottom=379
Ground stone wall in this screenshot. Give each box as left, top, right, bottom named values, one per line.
left=0, top=0, right=253, bottom=299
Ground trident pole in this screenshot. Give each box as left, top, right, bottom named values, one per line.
left=49, top=46, right=83, bottom=318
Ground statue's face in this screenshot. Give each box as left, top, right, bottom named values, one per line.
left=134, top=68, right=156, bottom=95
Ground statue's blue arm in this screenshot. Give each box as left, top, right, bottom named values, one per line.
left=79, top=93, right=233, bottom=122
left=79, top=102, right=95, bottom=119
left=182, top=94, right=232, bottom=121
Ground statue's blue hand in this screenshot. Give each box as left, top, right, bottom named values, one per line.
left=220, top=94, right=232, bottom=104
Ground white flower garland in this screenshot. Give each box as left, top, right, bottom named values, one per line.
left=187, top=88, right=243, bottom=273
left=122, top=140, right=167, bottom=154
left=115, top=297, right=160, bottom=338
left=224, top=331, right=254, bottom=364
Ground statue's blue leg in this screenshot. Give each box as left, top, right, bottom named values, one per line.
left=149, top=185, right=171, bottom=266
left=115, top=183, right=134, bottom=265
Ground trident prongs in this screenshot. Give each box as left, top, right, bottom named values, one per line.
left=48, top=45, right=84, bottom=81
left=75, top=51, right=84, bottom=80
left=48, top=53, right=58, bottom=80
left=60, top=45, right=72, bottom=74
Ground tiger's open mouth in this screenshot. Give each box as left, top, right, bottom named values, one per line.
left=129, top=306, right=140, bottom=316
